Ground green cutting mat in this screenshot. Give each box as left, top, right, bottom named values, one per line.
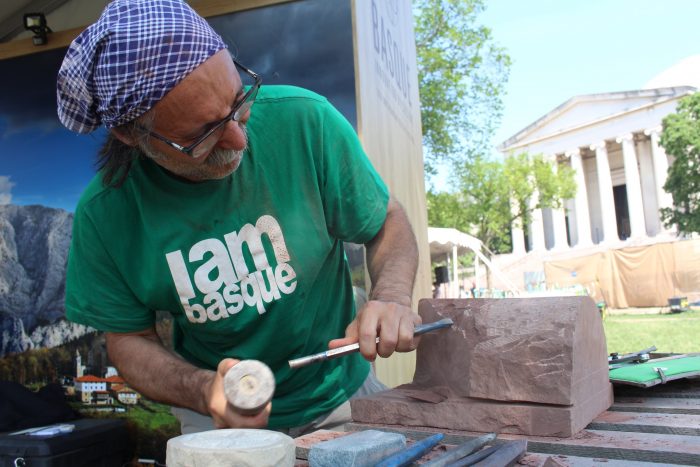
left=609, top=355, right=700, bottom=386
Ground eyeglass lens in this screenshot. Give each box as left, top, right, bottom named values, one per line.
left=190, top=83, right=259, bottom=158
left=190, top=63, right=258, bottom=158
left=234, top=86, right=259, bottom=120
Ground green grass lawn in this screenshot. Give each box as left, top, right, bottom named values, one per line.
left=74, top=400, right=178, bottom=431
left=124, top=400, right=179, bottom=430
left=74, top=400, right=179, bottom=462
left=604, top=308, right=700, bottom=354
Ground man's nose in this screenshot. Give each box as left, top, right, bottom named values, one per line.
left=216, top=119, right=247, bottom=151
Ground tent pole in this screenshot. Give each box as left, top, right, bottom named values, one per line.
left=452, top=245, right=458, bottom=298
left=445, top=253, right=450, bottom=298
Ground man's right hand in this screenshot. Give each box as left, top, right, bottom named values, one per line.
left=106, top=330, right=271, bottom=428
left=205, top=358, right=272, bottom=429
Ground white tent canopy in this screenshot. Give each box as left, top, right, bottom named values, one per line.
left=427, top=227, right=519, bottom=296
left=428, top=227, right=482, bottom=261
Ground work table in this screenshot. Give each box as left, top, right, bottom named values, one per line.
left=294, top=377, right=700, bottom=466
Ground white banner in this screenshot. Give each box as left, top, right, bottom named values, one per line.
left=353, top=0, right=431, bottom=386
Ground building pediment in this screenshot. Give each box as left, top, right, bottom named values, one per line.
left=499, top=86, right=695, bottom=152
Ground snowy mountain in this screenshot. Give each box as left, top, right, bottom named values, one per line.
left=0, top=204, right=92, bottom=356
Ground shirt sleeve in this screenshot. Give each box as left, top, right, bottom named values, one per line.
left=65, top=201, right=154, bottom=332
left=317, top=99, right=389, bottom=244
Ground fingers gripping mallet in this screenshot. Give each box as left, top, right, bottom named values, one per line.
left=223, top=360, right=275, bottom=416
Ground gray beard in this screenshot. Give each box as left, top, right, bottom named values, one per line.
left=142, top=124, right=247, bottom=180
left=207, top=146, right=242, bottom=167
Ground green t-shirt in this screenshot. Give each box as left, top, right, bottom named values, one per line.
left=65, top=85, right=389, bottom=428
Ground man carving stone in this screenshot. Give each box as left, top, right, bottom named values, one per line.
left=58, top=0, right=420, bottom=436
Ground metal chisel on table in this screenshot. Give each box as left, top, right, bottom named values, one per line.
left=288, top=318, right=454, bottom=369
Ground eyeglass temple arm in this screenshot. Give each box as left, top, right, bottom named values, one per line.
left=233, top=59, right=262, bottom=82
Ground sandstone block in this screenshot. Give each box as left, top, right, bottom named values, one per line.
left=351, top=297, right=613, bottom=437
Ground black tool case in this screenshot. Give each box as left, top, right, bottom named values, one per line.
left=0, top=418, right=130, bottom=467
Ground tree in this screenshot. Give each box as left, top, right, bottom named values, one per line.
left=459, top=157, right=512, bottom=253
left=428, top=154, right=576, bottom=253
left=426, top=189, right=466, bottom=231
left=505, top=153, right=576, bottom=238
left=414, top=0, right=511, bottom=175
left=659, top=92, right=700, bottom=234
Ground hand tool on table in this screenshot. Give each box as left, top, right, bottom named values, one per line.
left=375, top=432, right=444, bottom=467
left=609, top=353, right=700, bottom=387
left=288, top=318, right=454, bottom=369
left=421, top=433, right=496, bottom=467
left=449, top=439, right=527, bottom=467
left=608, top=345, right=656, bottom=369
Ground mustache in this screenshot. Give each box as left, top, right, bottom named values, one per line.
left=140, top=123, right=247, bottom=165
left=205, top=124, right=247, bottom=167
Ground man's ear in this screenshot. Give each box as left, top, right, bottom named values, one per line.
left=111, top=127, right=136, bottom=147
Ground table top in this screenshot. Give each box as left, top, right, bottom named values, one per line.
left=294, top=377, right=700, bottom=466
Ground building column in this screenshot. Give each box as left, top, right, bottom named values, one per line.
left=645, top=127, right=674, bottom=231
left=568, top=148, right=592, bottom=247
left=511, top=199, right=526, bottom=255
left=529, top=189, right=546, bottom=252
left=616, top=133, right=646, bottom=239
left=590, top=141, right=619, bottom=244
left=550, top=207, right=569, bottom=250
left=550, top=157, right=569, bottom=250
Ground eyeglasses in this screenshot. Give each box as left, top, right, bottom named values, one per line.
left=142, top=60, right=261, bottom=159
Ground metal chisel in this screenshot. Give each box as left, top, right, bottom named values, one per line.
left=288, top=317, right=454, bottom=369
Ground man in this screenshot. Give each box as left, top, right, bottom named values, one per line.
left=58, top=0, right=420, bottom=436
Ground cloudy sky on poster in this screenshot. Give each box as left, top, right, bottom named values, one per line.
left=0, top=0, right=354, bottom=213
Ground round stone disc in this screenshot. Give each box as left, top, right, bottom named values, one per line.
left=223, top=359, right=275, bottom=415
left=167, top=429, right=294, bottom=467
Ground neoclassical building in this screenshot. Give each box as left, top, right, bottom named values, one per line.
left=491, top=57, right=700, bottom=307
left=499, top=84, right=694, bottom=254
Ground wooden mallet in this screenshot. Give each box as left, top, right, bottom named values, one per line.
left=223, top=360, right=275, bottom=416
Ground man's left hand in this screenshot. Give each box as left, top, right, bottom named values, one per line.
left=328, top=300, right=422, bottom=361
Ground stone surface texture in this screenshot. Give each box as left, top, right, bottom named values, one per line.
left=166, top=428, right=295, bottom=467
left=294, top=429, right=347, bottom=452
left=351, top=297, right=613, bottom=437
left=308, top=429, right=406, bottom=467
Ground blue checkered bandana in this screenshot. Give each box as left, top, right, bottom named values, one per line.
left=56, top=0, right=227, bottom=133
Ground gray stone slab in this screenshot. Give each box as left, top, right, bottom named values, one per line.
left=307, top=429, right=405, bottom=467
